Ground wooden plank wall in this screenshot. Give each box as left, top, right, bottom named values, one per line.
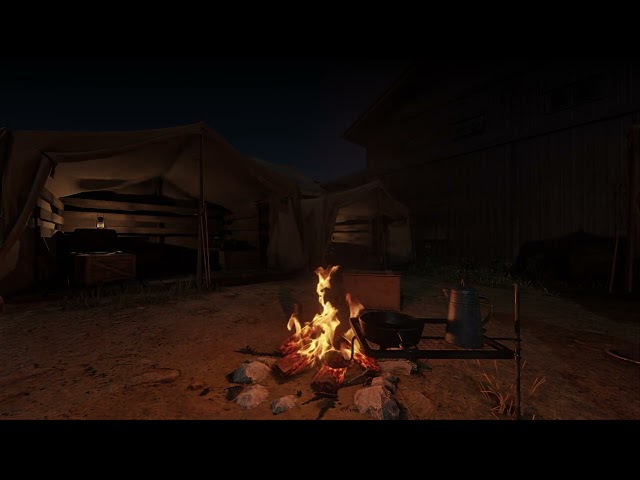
left=372, top=61, right=640, bottom=263
left=59, top=196, right=225, bottom=240
left=223, top=207, right=260, bottom=248
left=33, top=188, right=64, bottom=238
left=381, top=113, right=639, bottom=263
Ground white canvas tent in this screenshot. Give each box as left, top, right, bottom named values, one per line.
left=301, top=180, right=414, bottom=269
left=0, top=122, right=306, bottom=293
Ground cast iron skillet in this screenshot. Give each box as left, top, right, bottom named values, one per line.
left=357, top=311, right=446, bottom=350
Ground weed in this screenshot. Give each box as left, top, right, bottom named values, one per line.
left=464, top=359, right=547, bottom=420
left=59, top=278, right=202, bottom=311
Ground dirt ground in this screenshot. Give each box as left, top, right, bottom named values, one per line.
left=1, top=271, right=639, bottom=421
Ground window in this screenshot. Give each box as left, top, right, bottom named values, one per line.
left=544, top=74, right=604, bottom=114
left=453, top=114, right=486, bottom=139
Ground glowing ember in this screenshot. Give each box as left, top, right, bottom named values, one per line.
left=277, top=265, right=379, bottom=378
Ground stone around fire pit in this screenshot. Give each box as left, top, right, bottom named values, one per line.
left=255, top=357, right=278, bottom=368
left=371, top=376, right=397, bottom=393
left=354, top=385, right=400, bottom=420
left=378, top=360, right=418, bottom=376
left=234, top=385, right=269, bottom=409
left=381, top=372, right=400, bottom=384
left=232, top=360, right=273, bottom=384
left=271, top=395, right=297, bottom=415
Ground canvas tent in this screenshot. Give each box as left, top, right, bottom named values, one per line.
left=0, top=122, right=306, bottom=294
left=301, top=180, right=414, bottom=269
left=252, top=157, right=327, bottom=199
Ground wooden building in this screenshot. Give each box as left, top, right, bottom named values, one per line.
left=341, top=60, right=640, bottom=269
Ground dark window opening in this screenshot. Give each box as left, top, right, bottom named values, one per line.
left=453, top=114, right=486, bottom=139
left=544, top=74, right=605, bottom=114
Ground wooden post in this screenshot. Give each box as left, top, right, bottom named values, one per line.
left=196, top=127, right=204, bottom=288
left=514, top=282, right=521, bottom=420
left=200, top=123, right=211, bottom=289
left=609, top=188, right=623, bottom=294
left=625, top=126, right=640, bottom=294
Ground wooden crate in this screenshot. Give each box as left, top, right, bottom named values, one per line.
left=218, top=250, right=260, bottom=270
left=71, top=252, right=136, bottom=286
left=340, top=270, right=401, bottom=311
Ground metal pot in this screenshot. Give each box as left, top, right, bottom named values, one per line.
left=357, top=311, right=428, bottom=350
left=442, top=282, right=493, bottom=349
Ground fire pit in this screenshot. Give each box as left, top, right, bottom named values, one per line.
left=271, top=266, right=379, bottom=395
left=235, top=265, right=523, bottom=418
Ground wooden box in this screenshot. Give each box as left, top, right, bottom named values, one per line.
left=340, top=270, right=401, bottom=311
left=71, top=252, right=136, bottom=286
left=218, top=250, right=260, bottom=270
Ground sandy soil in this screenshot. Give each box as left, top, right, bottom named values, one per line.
left=1, top=271, right=638, bottom=421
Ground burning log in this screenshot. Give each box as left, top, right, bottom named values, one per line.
left=323, top=350, right=349, bottom=369
left=273, top=353, right=313, bottom=377
left=311, top=365, right=346, bottom=395
left=278, top=324, right=323, bottom=357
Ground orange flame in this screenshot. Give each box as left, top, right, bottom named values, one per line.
left=278, top=265, right=379, bottom=374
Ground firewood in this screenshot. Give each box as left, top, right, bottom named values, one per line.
left=311, top=366, right=346, bottom=395
left=323, top=350, right=349, bottom=369
left=278, top=324, right=323, bottom=356
left=273, top=353, right=312, bottom=377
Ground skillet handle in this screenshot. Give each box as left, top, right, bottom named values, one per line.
left=396, top=331, right=418, bottom=351
left=478, top=296, right=493, bottom=326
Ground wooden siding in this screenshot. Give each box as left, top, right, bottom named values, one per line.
left=359, top=60, right=640, bottom=262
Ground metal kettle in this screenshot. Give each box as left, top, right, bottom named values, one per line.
left=442, top=280, right=493, bottom=349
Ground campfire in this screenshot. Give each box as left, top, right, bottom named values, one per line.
left=273, top=265, right=379, bottom=395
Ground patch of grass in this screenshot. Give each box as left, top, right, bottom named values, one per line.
left=464, top=359, right=547, bottom=420
left=59, top=278, right=203, bottom=311
left=410, top=254, right=558, bottom=295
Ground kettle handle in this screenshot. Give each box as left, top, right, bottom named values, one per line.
left=478, top=296, right=493, bottom=326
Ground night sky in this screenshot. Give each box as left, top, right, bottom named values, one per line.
left=0, top=59, right=411, bottom=182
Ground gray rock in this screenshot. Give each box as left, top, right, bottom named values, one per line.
left=255, top=357, right=278, bottom=368
left=354, top=385, right=400, bottom=420
left=378, top=360, right=417, bottom=376
left=371, top=376, right=397, bottom=393
left=234, top=385, right=269, bottom=409
left=128, top=368, right=180, bottom=386
left=232, top=361, right=272, bottom=384
left=271, top=395, right=297, bottom=415
left=381, top=371, right=400, bottom=384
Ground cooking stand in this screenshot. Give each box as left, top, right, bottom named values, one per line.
left=348, top=283, right=523, bottom=419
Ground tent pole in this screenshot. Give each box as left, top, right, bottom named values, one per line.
left=200, top=123, right=211, bottom=289
left=195, top=126, right=204, bottom=288
left=196, top=209, right=203, bottom=287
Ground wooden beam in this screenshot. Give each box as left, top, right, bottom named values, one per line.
left=61, top=225, right=198, bottom=235
left=331, top=232, right=372, bottom=245
left=34, top=219, right=57, bottom=230
left=225, top=230, right=260, bottom=243
left=62, top=197, right=198, bottom=216
left=39, top=187, right=64, bottom=211
left=37, top=198, right=53, bottom=212
left=225, top=216, right=260, bottom=229
left=34, top=207, right=64, bottom=226
left=63, top=210, right=199, bottom=229
left=333, top=226, right=372, bottom=233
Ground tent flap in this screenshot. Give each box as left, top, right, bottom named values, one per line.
left=302, top=180, right=413, bottom=268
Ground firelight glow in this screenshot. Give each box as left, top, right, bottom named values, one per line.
left=278, top=265, right=378, bottom=374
